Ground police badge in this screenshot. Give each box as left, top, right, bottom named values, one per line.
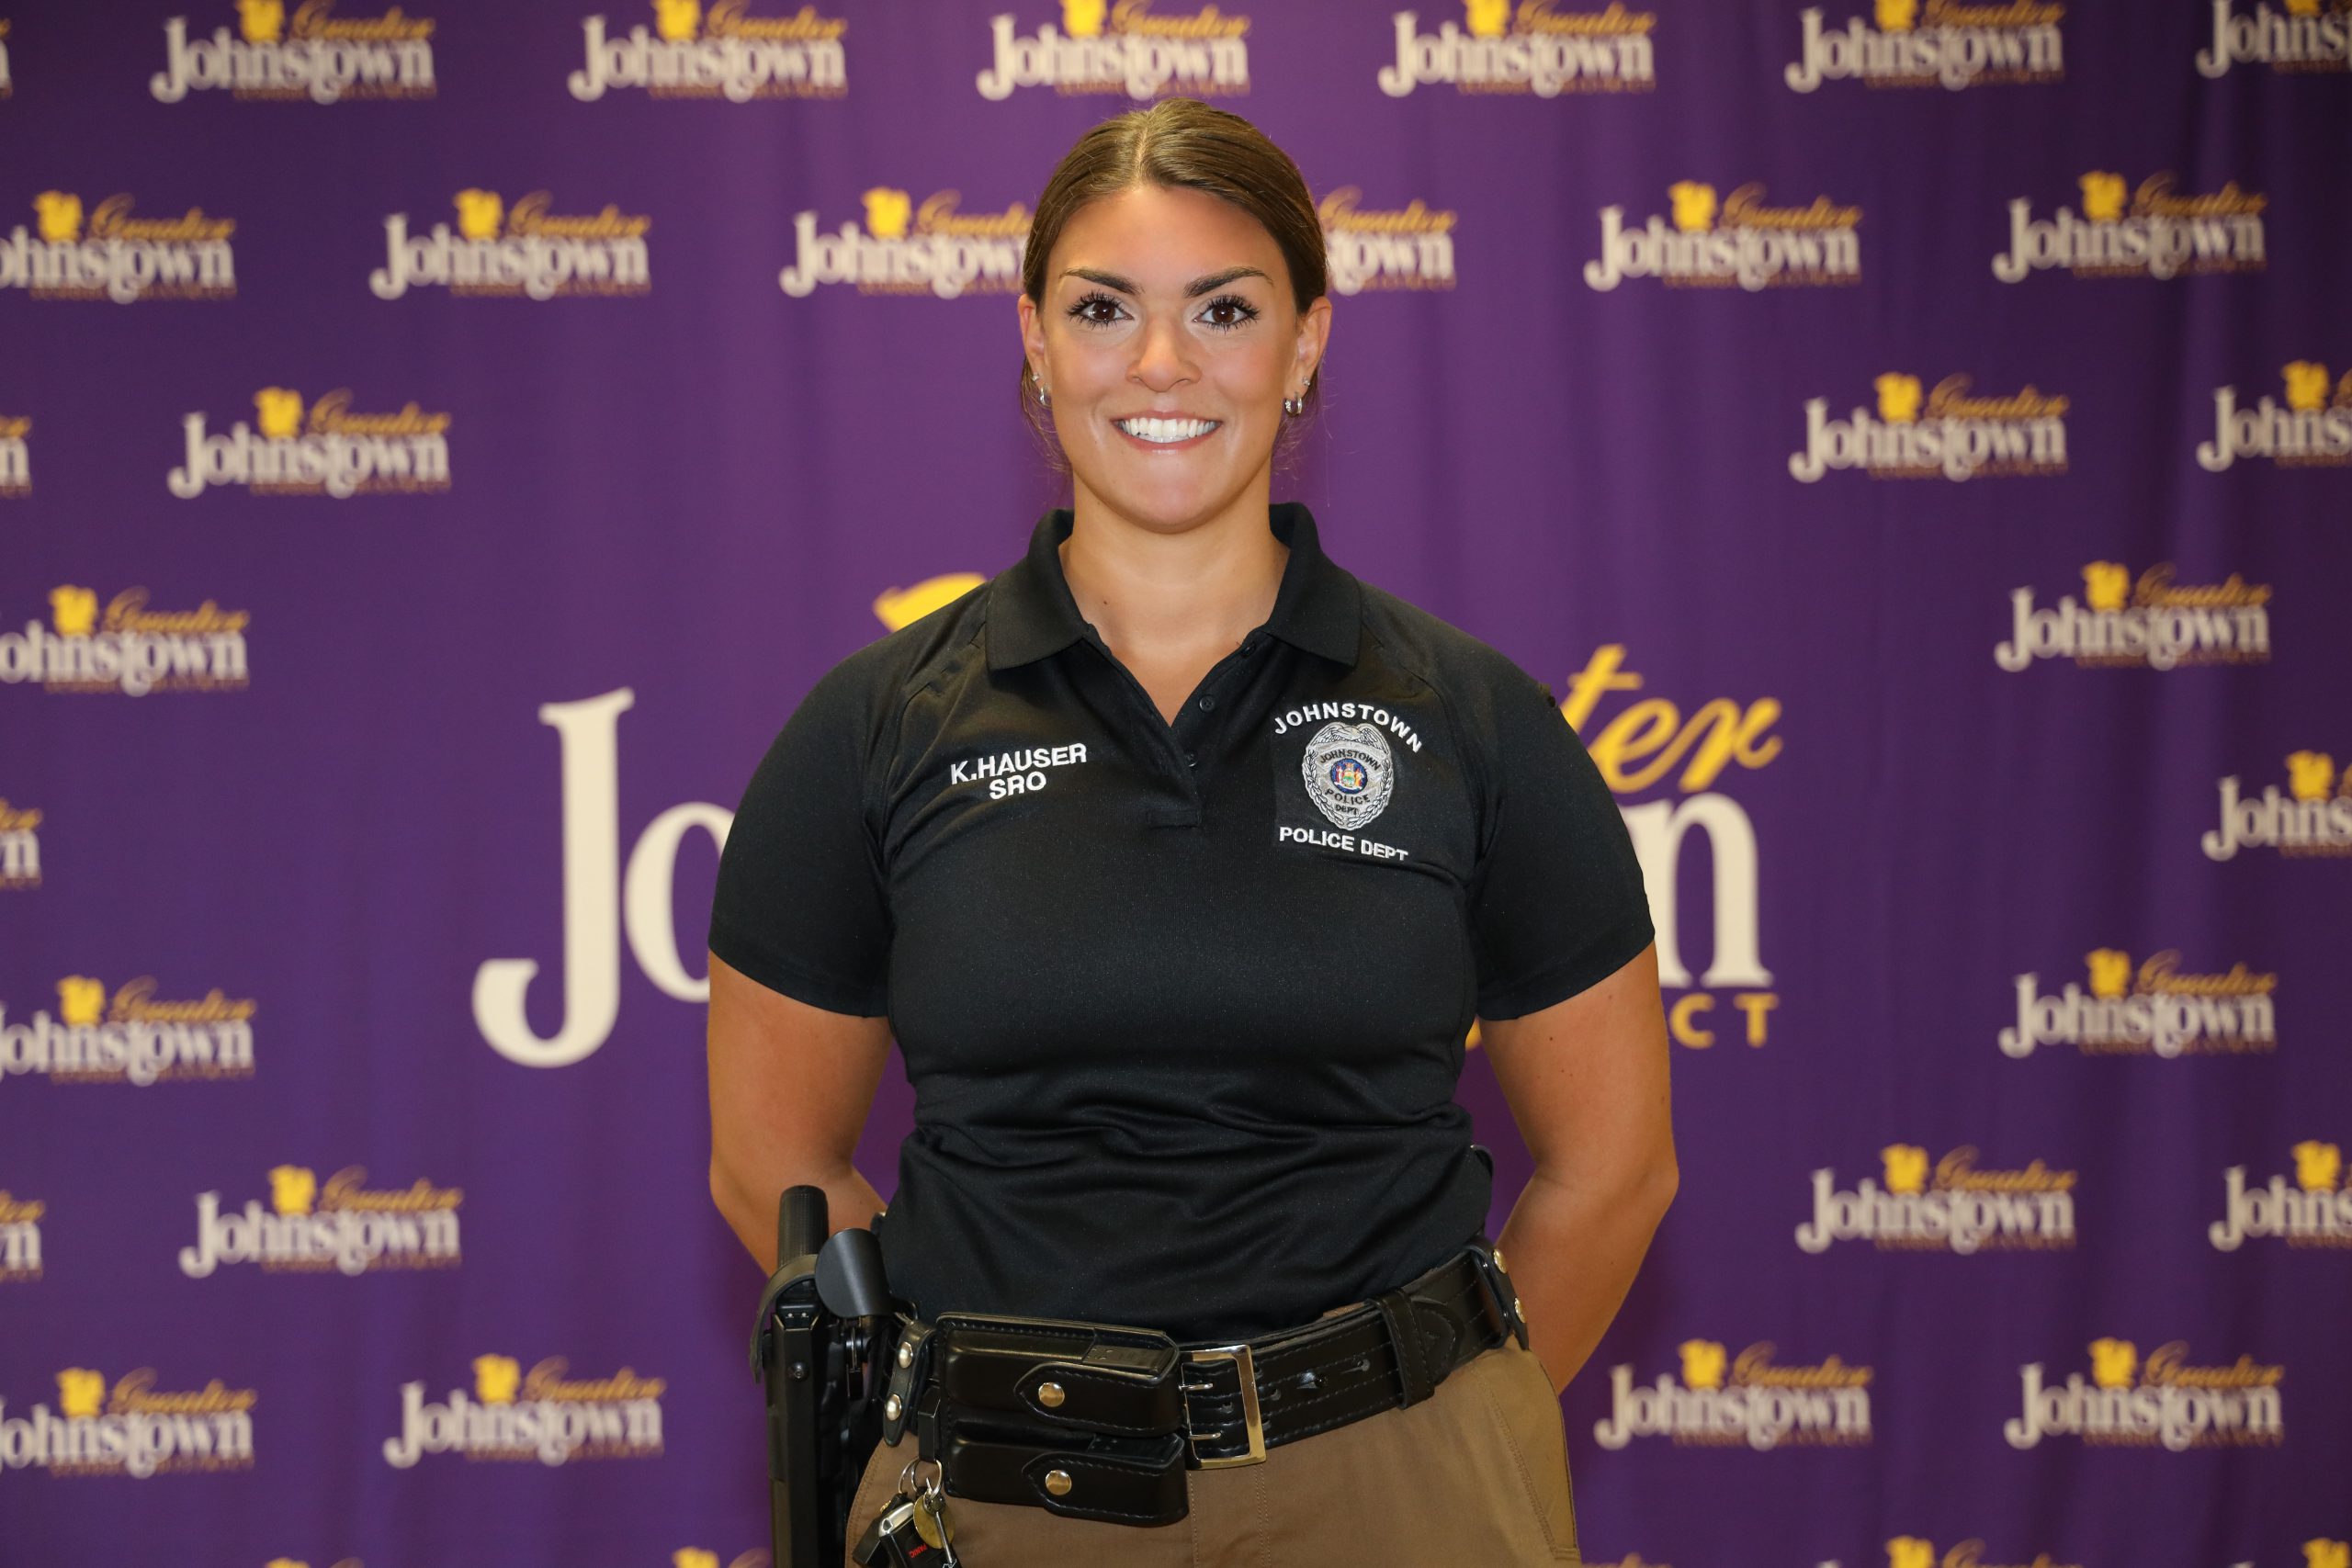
left=1302, top=720, right=1395, bottom=830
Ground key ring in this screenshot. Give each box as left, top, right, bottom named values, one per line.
left=898, top=1453, right=945, bottom=1500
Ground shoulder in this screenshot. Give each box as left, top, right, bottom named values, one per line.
left=786, top=575, right=997, bottom=738
left=1354, top=580, right=1555, bottom=717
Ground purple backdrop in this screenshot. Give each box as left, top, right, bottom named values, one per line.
left=3, top=4, right=2349, bottom=1567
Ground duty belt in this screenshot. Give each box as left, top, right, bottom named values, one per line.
left=874, top=1239, right=1529, bottom=1527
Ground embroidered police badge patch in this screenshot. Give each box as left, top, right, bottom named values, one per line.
left=1303, top=720, right=1395, bottom=830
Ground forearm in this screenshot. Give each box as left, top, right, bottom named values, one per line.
left=710, top=1151, right=888, bottom=1272
left=1496, top=1156, right=1676, bottom=1395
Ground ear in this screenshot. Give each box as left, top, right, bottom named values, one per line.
left=1293, top=295, right=1332, bottom=393
left=1016, top=293, right=1046, bottom=390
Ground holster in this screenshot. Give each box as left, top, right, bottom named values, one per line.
left=751, top=1188, right=898, bottom=1568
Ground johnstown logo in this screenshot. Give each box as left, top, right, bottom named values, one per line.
left=1592, top=1340, right=1871, bottom=1450
left=1796, top=1145, right=2076, bottom=1254
left=0, top=192, right=236, bottom=302
left=169, top=388, right=452, bottom=499
left=2005, top=1339, right=2282, bottom=1450
left=568, top=1, right=848, bottom=101
left=1784, top=0, right=2064, bottom=92
left=151, top=3, right=437, bottom=103
left=0, top=976, right=258, bottom=1086
left=1790, top=374, right=2064, bottom=483
left=1584, top=181, right=1860, bottom=292
left=779, top=186, right=1028, bottom=299
left=2001, top=949, right=2277, bottom=1059
left=180, top=1167, right=463, bottom=1278
left=0, top=1369, right=257, bottom=1477
left=0, top=587, right=250, bottom=695
left=1993, top=173, right=2267, bottom=283
left=382, top=1356, right=665, bottom=1468
left=0, top=1190, right=41, bottom=1280
left=2210, top=1141, right=2352, bottom=1251
left=2197, top=0, right=2351, bottom=76
left=2199, top=361, right=2352, bottom=471
left=976, top=1, right=1250, bottom=101
left=0, top=414, right=27, bottom=496
left=1995, top=562, right=2271, bottom=672
left=2203, top=752, right=2352, bottom=860
left=370, top=190, right=651, bottom=300
left=1321, top=186, right=1457, bottom=294
left=1884, top=1540, right=2083, bottom=1568
left=1377, top=1, right=1657, bottom=97
left=0, top=798, right=39, bottom=889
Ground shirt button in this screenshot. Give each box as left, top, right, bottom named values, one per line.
left=1198, top=695, right=1216, bottom=711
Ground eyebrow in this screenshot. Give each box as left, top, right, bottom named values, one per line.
left=1060, top=265, right=1270, bottom=298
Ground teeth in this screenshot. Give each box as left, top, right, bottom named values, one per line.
left=1117, top=416, right=1218, bottom=444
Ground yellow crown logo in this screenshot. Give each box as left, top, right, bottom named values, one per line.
left=2081, top=562, right=2130, bottom=614
left=1875, top=0, right=1918, bottom=30
left=1667, top=182, right=1716, bottom=234
left=861, top=187, right=912, bottom=241
left=472, top=1354, right=522, bottom=1404
left=2285, top=0, right=2320, bottom=15
left=2088, top=1337, right=2136, bottom=1389
left=2307, top=1541, right=2351, bottom=1568
left=1888, top=1539, right=1935, bottom=1568
left=455, top=190, right=503, bottom=242
left=653, top=0, right=700, bottom=41
left=673, top=1553, right=720, bottom=1568
left=2078, top=173, right=2128, bottom=223
left=269, top=1166, right=318, bottom=1216
left=239, top=0, right=286, bottom=42
left=1677, top=1339, right=1726, bottom=1390
left=255, top=389, right=304, bottom=441
left=50, top=585, right=98, bottom=637
left=34, top=191, right=83, bottom=243
left=1880, top=1145, right=1929, bottom=1195
left=265, top=1560, right=309, bottom=1568
left=57, top=976, right=106, bottom=1026
left=1465, top=0, right=1510, bottom=38
left=2286, top=750, right=2336, bottom=802
left=1874, top=374, right=1923, bottom=423
left=2086, top=949, right=2131, bottom=1000
left=2291, top=1140, right=2342, bottom=1192
left=873, top=573, right=985, bottom=630
left=2284, top=361, right=2331, bottom=413
left=58, top=1368, right=106, bottom=1419
left=1063, top=0, right=1108, bottom=37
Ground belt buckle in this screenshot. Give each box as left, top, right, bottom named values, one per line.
left=1179, top=1343, right=1266, bottom=1468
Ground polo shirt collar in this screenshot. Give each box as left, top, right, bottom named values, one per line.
left=986, top=501, right=1363, bottom=672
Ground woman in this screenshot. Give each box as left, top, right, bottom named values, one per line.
left=707, top=97, right=1676, bottom=1567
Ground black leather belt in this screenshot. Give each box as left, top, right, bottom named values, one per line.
left=875, top=1239, right=1529, bottom=1527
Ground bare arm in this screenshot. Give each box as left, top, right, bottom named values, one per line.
left=1479, top=941, right=1677, bottom=1395
left=707, top=950, right=894, bottom=1272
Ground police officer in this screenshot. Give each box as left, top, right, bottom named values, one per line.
left=707, top=97, right=1677, bottom=1567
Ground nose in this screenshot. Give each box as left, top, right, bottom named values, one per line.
left=1128, top=310, right=1196, bottom=391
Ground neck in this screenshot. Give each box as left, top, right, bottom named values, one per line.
left=1061, top=483, right=1287, bottom=663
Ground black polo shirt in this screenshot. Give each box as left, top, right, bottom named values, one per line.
left=710, top=502, right=1652, bottom=1342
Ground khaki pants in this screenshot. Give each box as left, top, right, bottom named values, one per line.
left=842, top=1335, right=1579, bottom=1566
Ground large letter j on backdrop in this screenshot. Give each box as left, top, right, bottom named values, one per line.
left=472, top=689, right=732, bottom=1067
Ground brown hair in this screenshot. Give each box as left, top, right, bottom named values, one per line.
left=1019, top=97, right=1328, bottom=474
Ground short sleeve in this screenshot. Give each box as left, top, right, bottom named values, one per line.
left=708, top=660, right=893, bottom=1017
left=1465, top=669, right=1655, bottom=1020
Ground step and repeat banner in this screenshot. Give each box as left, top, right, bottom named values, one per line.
left=2, top=2, right=2347, bottom=1566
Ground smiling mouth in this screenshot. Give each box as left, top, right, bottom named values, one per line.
left=1114, top=415, right=1222, bottom=447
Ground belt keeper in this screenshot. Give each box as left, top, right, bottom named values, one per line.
left=883, top=1321, right=933, bottom=1446
left=1374, top=1289, right=1435, bottom=1408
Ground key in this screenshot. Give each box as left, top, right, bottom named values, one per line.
left=912, top=1484, right=958, bottom=1555
left=852, top=1494, right=959, bottom=1567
